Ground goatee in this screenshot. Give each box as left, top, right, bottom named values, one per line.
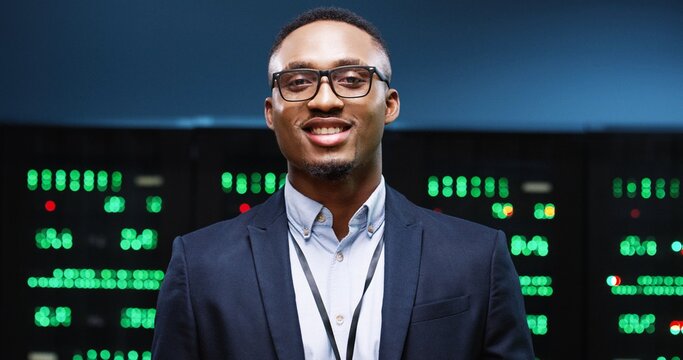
left=305, top=161, right=353, bottom=181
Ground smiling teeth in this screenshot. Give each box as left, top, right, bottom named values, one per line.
left=311, top=127, right=343, bottom=135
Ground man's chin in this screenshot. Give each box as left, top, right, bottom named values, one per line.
left=304, top=161, right=354, bottom=181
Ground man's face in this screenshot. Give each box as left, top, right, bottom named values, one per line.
left=265, top=21, right=400, bottom=181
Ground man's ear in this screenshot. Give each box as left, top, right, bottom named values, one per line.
left=384, top=89, right=400, bottom=125
left=264, top=97, right=275, bottom=130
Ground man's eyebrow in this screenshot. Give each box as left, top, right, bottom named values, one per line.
left=285, top=61, right=315, bottom=70
left=283, top=58, right=366, bottom=70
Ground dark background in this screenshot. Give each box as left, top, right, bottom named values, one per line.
left=1, top=0, right=682, bottom=131
left=1, top=0, right=682, bottom=359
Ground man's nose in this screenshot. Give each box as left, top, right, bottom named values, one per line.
left=307, top=77, right=344, bottom=112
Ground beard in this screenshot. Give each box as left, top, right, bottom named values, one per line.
left=303, top=160, right=354, bottom=181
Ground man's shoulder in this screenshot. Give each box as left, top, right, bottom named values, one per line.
left=180, top=191, right=284, bottom=243
left=387, top=186, right=500, bottom=238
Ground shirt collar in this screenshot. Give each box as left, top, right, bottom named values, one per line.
left=284, top=176, right=386, bottom=239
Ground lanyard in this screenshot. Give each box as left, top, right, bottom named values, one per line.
left=291, top=230, right=384, bottom=360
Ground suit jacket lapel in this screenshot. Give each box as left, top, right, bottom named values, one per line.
left=380, top=187, right=423, bottom=360
left=248, top=191, right=305, bottom=360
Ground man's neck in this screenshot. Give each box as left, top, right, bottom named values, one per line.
left=288, top=168, right=382, bottom=240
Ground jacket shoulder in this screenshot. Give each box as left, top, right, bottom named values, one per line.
left=387, top=185, right=500, bottom=238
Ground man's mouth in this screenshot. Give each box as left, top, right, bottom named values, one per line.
left=302, top=120, right=352, bottom=147
left=310, top=126, right=346, bottom=135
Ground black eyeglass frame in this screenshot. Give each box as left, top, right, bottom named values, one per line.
left=270, top=65, right=391, bottom=102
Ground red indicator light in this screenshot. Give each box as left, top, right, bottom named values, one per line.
left=630, top=208, right=640, bottom=219
left=45, top=200, right=56, bottom=212
left=433, top=207, right=442, bottom=213
left=239, top=203, right=251, bottom=213
left=503, top=204, right=514, bottom=217
left=606, top=275, right=621, bottom=286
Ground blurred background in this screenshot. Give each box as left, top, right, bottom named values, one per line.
left=1, top=1, right=681, bottom=359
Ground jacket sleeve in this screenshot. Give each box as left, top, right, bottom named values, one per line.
left=482, top=230, right=535, bottom=359
left=152, top=236, right=201, bottom=359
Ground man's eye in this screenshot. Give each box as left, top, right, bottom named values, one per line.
left=333, top=69, right=370, bottom=87
left=337, top=76, right=364, bottom=85
left=283, top=76, right=315, bottom=90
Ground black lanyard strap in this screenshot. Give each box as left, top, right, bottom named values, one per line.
left=291, top=231, right=384, bottom=360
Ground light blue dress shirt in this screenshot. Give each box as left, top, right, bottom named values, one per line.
left=285, top=176, right=386, bottom=360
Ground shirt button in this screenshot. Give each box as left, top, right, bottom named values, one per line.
left=335, top=314, right=344, bottom=325
left=303, top=227, right=310, bottom=236
left=335, top=252, right=344, bottom=262
left=316, top=213, right=326, bottom=223
left=368, top=224, right=375, bottom=233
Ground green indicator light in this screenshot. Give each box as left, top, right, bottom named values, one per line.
left=236, top=173, right=248, bottom=194
left=41, top=169, right=53, bottom=191
left=28, top=268, right=164, bottom=290
left=654, top=178, right=666, bottom=199
left=265, top=172, right=277, bottom=194
left=34, top=306, right=71, bottom=327
left=104, top=196, right=126, bottom=213
left=612, top=177, right=623, bottom=198
left=35, top=228, right=73, bottom=250
left=620, top=235, right=657, bottom=256
left=510, top=235, right=548, bottom=256
left=519, top=276, right=553, bottom=296
left=111, top=171, right=122, bottom=192
left=492, top=203, right=503, bottom=218
left=470, top=177, right=482, bottom=197
left=427, top=176, right=439, bottom=197
left=55, top=169, right=67, bottom=191
left=626, top=179, right=637, bottom=198
left=121, top=307, right=156, bottom=329
left=526, top=314, right=548, bottom=335
left=251, top=172, right=262, bottom=194
left=484, top=177, right=495, bottom=198
left=100, top=350, right=111, bottom=360
left=69, top=169, right=81, bottom=192
left=471, top=188, right=481, bottom=198
left=456, top=176, right=467, bottom=197
left=510, top=235, right=525, bottom=255
left=510, top=235, right=549, bottom=257
left=83, top=170, right=95, bottom=192
left=27, top=169, right=39, bottom=190
left=641, top=177, right=651, bottom=199
left=498, top=177, right=509, bottom=198
left=146, top=196, right=162, bottom=213
left=672, top=240, right=682, bottom=253
left=672, top=178, right=680, bottom=198
left=618, top=313, right=656, bottom=334
left=441, top=176, right=453, bottom=197
left=221, top=172, right=233, bottom=193
left=97, top=171, right=108, bottom=192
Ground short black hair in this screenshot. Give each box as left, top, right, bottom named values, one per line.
left=269, top=7, right=390, bottom=62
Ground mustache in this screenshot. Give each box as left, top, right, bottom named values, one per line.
left=308, top=109, right=343, bottom=119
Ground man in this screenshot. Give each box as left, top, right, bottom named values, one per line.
left=151, top=7, right=534, bottom=359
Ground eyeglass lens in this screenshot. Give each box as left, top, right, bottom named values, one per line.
left=278, top=67, right=373, bottom=101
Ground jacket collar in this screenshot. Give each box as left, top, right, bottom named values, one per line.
left=248, top=186, right=423, bottom=360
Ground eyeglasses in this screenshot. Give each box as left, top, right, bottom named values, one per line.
left=271, top=65, right=390, bottom=102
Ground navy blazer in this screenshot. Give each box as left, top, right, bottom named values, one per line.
left=151, top=186, right=535, bottom=359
